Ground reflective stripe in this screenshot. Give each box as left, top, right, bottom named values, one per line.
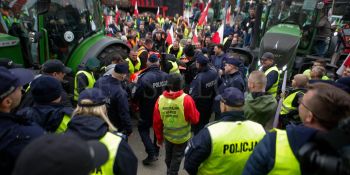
left=91, top=132, right=122, bottom=175
left=74, top=71, right=96, bottom=101
left=280, top=91, right=303, bottom=115
left=159, top=93, right=191, bottom=144
left=264, top=66, right=280, bottom=97
left=268, top=129, right=301, bottom=175
left=198, top=121, right=266, bottom=175
left=167, top=45, right=184, bottom=59
left=126, top=57, right=141, bottom=74
left=169, top=60, right=180, bottom=74
left=55, top=114, right=71, bottom=133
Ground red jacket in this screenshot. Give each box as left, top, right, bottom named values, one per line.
left=153, top=90, right=200, bottom=143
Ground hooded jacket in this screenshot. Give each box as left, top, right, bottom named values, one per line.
left=244, top=92, right=277, bottom=127
left=153, top=90, right=200, bottom=143
left=66, top=115, right=138, bottom=175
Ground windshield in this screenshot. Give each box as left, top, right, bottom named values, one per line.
left=267, top=0, right=317, bottom=29
left=42, top=0, right=103, bottom=61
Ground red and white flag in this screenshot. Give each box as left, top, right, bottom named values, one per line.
left=226, top=5, right=231, bottom=25
left=198, top=0, right=211, bottom=26
left=115, top=4, right=120, bottom=24
left=156, top=6, right=160, bottom=19
left=193, top=27, right=199, bottom=44
left=165, top=25, right=175, bottom=45
left=212, top=23, right=224, bottom=44
left=337, top=53, right=350, bottom=75
left=104, top=15, right=113, bottom=27
left=134, top=1, right=139, bottom=17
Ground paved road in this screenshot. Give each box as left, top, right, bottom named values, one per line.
left=128, top=119, right=188, bottom=175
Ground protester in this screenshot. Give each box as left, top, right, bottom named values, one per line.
left=244, top=71, right=277, bottom=128
left=0, top=67, right=44, bottom=174
left=260, top=52, right=280, bottom=97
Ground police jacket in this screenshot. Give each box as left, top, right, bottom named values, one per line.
left=184, top=111, right=246, bottom=175
left=66, top=115, right=138, bottom=175
left=242, top=125, right=318, bottom=175
left=94, top=75, right=132, bottom=135
left=218, top=71, right=246, bottom=93
left=210, top=53, right=227, bottom=70
left=0, top=112, right=44, bottom=174
left=189, top=66, right=218, bottom=108
left=18, top=103, right=73, bottom=133
left=134, top=66, right=168, bottom=123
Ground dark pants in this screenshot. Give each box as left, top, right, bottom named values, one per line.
left=165, top=140, right=187, bottom=175
left=138, top=123, right=159, bottom=157
left=192, top=105, right=213, bottom=135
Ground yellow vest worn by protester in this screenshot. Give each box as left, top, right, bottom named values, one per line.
left=126, top=57, right=141, bottom=74
left=268, top=129, right=301, bottom=175
left=280, top=90, right=304, bottom=115
left=74, top=70, right=96, bottom=101
left=158, top=93, right=191, bottom=144
left=55, top=114, right=71, bottom=133
left=303, top=69, right=330, bottom=80
left=168, top=60, right=180, bottom=74
left=91, top=132, right=122, bottom=175
left=197, top=120, right=266, bottom=175
left=167, top=45, right=184, bottom=59
left=264, top=66, right=280, bottom=97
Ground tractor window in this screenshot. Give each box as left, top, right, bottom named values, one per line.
left=42, top=0, right=102, bottom=62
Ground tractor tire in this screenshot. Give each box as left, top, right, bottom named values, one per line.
left=98, top=44, right=129, bottom=66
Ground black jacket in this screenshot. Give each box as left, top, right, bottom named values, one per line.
left=218, top=71, right=246, bottom=93
left=133, top=66, right=167, bottom=128
left=18, top=103, right=73, bottom=132
left=66, top=115, right=138, bottom=175
left=94, top=75, right=132, bottom=135
left=0, top=112, right=44, bottom=174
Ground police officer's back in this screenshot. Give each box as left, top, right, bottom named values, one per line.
left=189, top=53, right=218, bottom=134
left=18, top=76, right=73, bottom=133
left=66, top=88, right=138, bottom=175
left=94, top=62, right=132, bottom=136
left=185, top=87, right=265, bottom=175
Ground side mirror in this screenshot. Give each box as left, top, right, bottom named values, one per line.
left=36, top=0, right=51, bottom=15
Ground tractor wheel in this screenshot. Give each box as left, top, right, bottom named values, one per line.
left=98, top=44, right=129, bottom=66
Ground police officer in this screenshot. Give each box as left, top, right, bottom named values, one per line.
left=185, top=87, right=266, bottom=175
left=0, top=67, right=44, bottom=174
left=260, top=52, right=280, bottom=97
left=94, top=62, right=133, bottom=136
left=280, top=74, right=308, bottom=127
left=66, top=88, right=138, bottom=175
left=243, top=83, right=350, bottom=174
left=214, top=58, right=246, bottom=120
left=74, top=57, right=100, bottom=102
left=189, top=53, right=218, bottom=134
left=19, top=59, right=73, bottom=109
left=133, top=54, right=168, bottom=165
left=19, top=76, right=73, bottom=133
left=126, top=48, right=141, bottom=74
left=167, top=40, right=184, bottom=59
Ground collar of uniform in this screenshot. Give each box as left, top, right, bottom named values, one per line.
left=220, top=110, right=245, bottom=122
left=227, top=70, right=240, bottom=77
left=144, top=65, right=160, bottom=72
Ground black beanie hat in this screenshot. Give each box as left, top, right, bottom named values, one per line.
left=31, top=76, right=62, bottom=104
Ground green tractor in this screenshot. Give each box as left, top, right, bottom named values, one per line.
left=248, top=0, right=330, bottom=77
left=0, top=0, right=130, bottom=72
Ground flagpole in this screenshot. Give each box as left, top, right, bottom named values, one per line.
left=224, top=0, right=228, bottom=27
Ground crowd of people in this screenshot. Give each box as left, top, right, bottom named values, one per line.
left=1, top=4, right=350, bottom=175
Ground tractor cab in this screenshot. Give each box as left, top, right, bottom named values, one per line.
left=0, top=0, right=129, bottom=72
